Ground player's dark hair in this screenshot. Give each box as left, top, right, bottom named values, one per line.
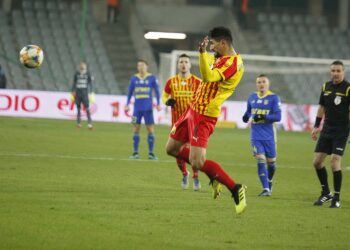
left=209, top=27, right=233, bottom=44
left=177, top=54, right=190, bottom=63
left=178, top=53, right=190, bottom=59
left=138, top=59, right=148, bottom=65
left=258, top=74, right=268, bottom=78
left=331, top=60, right=344, bottom=67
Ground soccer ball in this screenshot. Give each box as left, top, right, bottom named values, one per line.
left=19, top=45, right=44, bottom=68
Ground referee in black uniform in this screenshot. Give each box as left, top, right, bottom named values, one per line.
left=71, top=62, right=94, bottom=129
left=311, top=60, right=350, bottom=208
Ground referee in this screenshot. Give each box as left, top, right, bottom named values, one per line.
left=311, top=60, right=350, bottom=208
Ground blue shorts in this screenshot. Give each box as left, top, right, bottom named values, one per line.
left=251, top=140, right=276, bottom=158
left=132, top=110, right=154, bottom=125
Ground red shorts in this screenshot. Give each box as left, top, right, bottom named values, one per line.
left=170, top=108, right=217, bottom=148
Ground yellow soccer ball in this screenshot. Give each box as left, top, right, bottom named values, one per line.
left=19, top=45, right=44, bottom=68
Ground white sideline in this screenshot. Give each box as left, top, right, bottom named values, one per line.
left=1, top=152, right=349, bottom=171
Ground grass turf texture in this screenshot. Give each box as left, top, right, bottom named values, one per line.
left=1, top=117, right=350, bottom=249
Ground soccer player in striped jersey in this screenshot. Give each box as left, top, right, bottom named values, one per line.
left=125, top=59, right=161, bottom=160
left=165, top=27, right=247, bottom=214
left=162, top=54, right=201, bottom=191
left=242, top=75, right=282, bottom=196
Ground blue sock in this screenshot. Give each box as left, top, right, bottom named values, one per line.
left=147, top=133, right=154, bottom=153
left=257, top=161, right=269, bottom=190
left=133, top=133, right=140, bottom=153
left=267, top=162, right=276, bottom=181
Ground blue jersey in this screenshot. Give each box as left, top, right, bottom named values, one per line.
left=126, top=73, right=160, bottom=111
left=243, top=91, right=281, bottom=141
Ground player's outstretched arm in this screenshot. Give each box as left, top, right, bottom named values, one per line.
left=198, top=36, right=222, bottom=82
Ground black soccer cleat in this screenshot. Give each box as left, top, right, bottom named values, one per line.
left=329, top=199, right=341, bottom=208
left=258, top=189, right=271, bottom=197
left=313, top=193, right=333, bottom=206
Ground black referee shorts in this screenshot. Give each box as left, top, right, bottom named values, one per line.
left=315, top=134, right=348, bottom=156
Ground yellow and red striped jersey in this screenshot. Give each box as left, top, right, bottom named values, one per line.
left=163, top=74, right=201, bottom=123
left=191, top=53, right=244, bottom=117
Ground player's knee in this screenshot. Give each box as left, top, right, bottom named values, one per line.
left=313, top=159, right=323, bottom=169
left=267, top=159, right=276, bottom=166
left=189, top=156, right=204, bottom=170
left=330, top=156, right=341, bottom=171
left=255, top=155, right=266, bottom=164
left=165, top=144, right=178, bottom=157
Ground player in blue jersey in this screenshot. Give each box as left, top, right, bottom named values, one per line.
left=242, top=74, right=282, bottom=196
left=125, top=59, right=161, bottom=160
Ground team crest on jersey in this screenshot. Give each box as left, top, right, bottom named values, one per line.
left=181, top=81, right=187, bottom=85
left=334, top=96, right=342, bottom=105
left=264, top=100, right=269, bottom=105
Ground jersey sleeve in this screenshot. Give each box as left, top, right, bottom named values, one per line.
left=153, top=76, right=160, bottom=105
left=88, top=73, right=94, bottom=93
left=199, top=52, right=222, bottom=82
left=318, top=83, right=326, bottom=106
left=126, top=78, right=134, bottom=105
left=266, top=95, right=282, bottom=122
left=243, top=95, right=252, bottom=118
left=71, top=73, right=77, bottom=92
left=164, top=79, right=172, bottom=94
left=162, top=91, right=170, bottom=104
left=346, top=85, right=350, bottom=103
left=216, top=56, right=238, bottom=80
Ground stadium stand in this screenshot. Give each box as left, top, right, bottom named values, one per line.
left=254, top=12, right=350, bottom=104
left=100, top=23, right=138, bottom=94
left=0, top=0, right=121, bottom=94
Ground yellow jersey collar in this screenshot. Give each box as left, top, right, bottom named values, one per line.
left=135, top=73, right=151, bottom=80
left=256, top=90, right=273, bottom=98
left=177, top=74, right=192, bottom=81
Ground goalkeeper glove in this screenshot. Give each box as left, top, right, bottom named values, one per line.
left=165, top=98, right=176, bottom=107
left=69, top=93, right=76, bottom=102
left=89, top=92, right=96, bottom=103
left=253, top=114, right=266, bottom=122
left=242, top=114, right=249, bottom=123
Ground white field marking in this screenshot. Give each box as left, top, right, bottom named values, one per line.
left=0, top=152, right=342, bottom=171
left=0, top=152, right=115, bottom=161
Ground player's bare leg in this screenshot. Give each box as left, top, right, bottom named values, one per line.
left=166, top=137, right=186, bottom=158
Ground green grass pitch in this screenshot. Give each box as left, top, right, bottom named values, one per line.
left=1, top=117, right=350, bottom=249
